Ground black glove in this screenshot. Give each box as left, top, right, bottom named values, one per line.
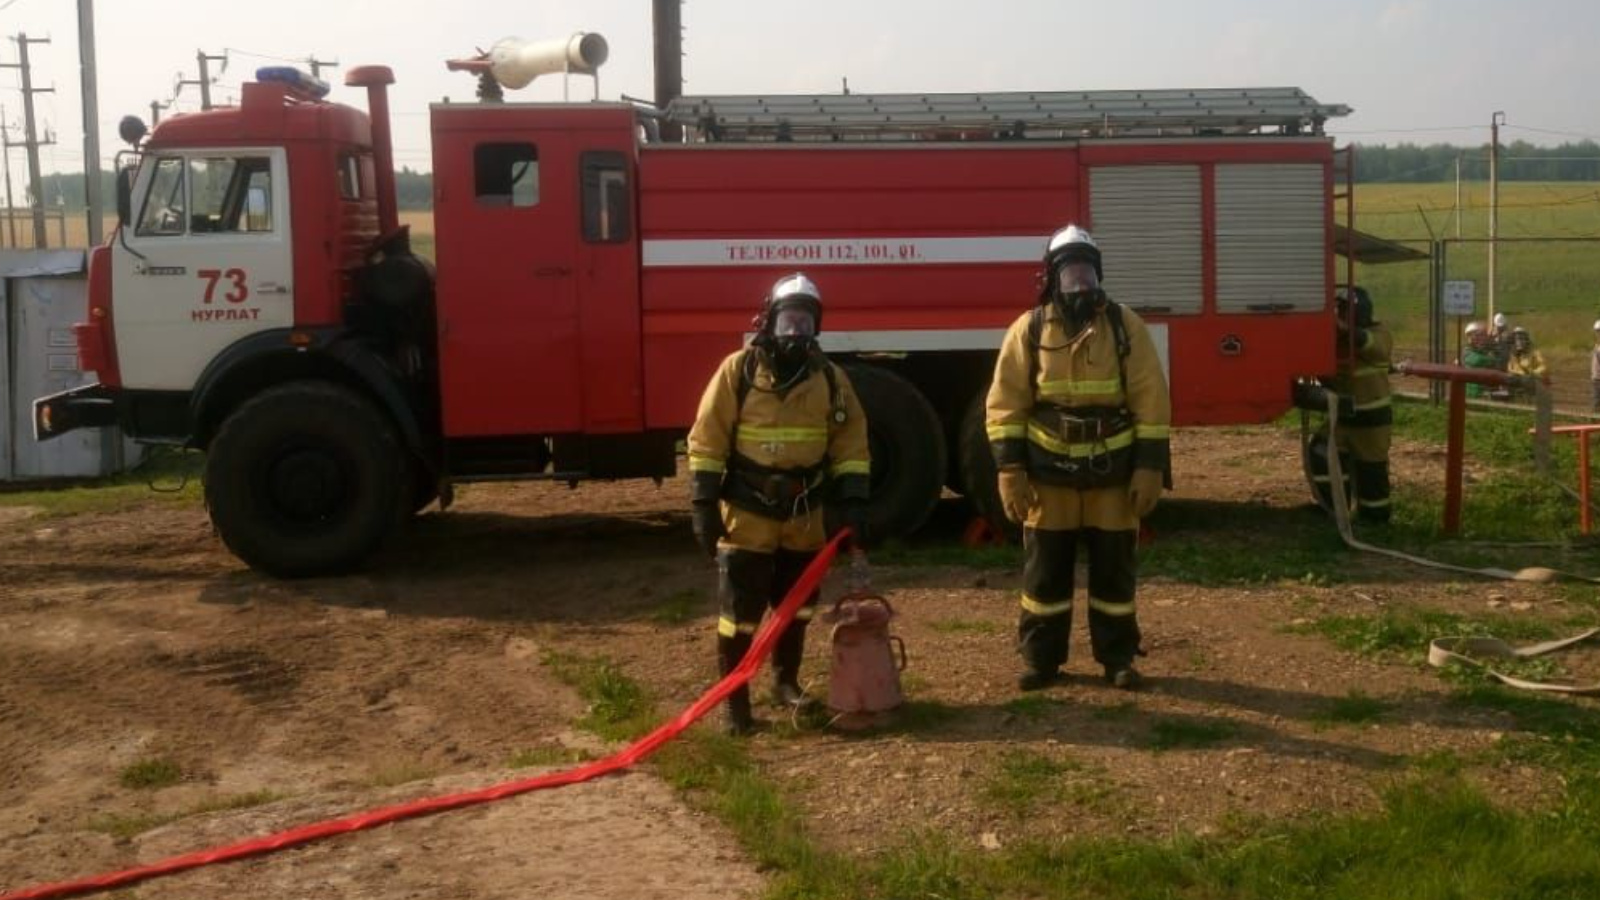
left=834, top=500, right=870, bottom=551
left=691, top=501, right=724, bottom=558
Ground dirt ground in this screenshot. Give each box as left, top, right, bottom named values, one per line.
left=2, top=426, right=1596, bottom=896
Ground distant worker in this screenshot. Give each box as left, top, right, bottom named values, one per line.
left=1321, top=286, right=1395, bottom=524
left=985, top=225, right=1171, bottom=692
left=1505, top=327, right=1548, bottom=401
left=1490, top=312, right=1513, bottom=364
left=1461, top=321, right=1500, bottom=398
left=686, top=273, right=871, bottom=735
left=1591, top=319, right=1600, bottom=412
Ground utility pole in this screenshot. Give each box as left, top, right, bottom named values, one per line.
left=1487, top=111, right=1504, bottom=326
left=1, top=33, right=56, bottom=249
left=307, top=56, right=339, bottom=81
left=652, top=0, right=684, bottom=142
left=1, top=107, right=16, bottom=248
left=1453, top=153, right=1462, bottom=240
left=179, top=50, right=227, bottom=110
left=78, top=0, right=104, bottom=245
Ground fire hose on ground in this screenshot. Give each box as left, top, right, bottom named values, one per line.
left=0, top=531, right=853, bottom=900
left=1302, top=386, right=1600, bottom=693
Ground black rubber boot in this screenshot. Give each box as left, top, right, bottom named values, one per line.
left=1104, top=665, right=1144, bottom=691
left=1018, top=668, right=1063, bottom=691
left=718, top=634, right=757, bottom=735
left=772, top=624, right=811, bottom=707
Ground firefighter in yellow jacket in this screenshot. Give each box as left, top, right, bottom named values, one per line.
left=986, top=225, right=1171, bottom=692
left=686, top=274, right=871, bottom=734
left=1325, top=285, right=1394, bottom=523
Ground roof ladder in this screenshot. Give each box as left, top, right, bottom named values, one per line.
left=666, top=87, right=1352, bottom=143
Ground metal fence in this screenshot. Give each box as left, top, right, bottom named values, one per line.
left=1356, top=236, right=1600, bottom=416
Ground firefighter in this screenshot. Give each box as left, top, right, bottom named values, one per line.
left=1323, top=285, right=1394, bottom=524
left=985, top=225, right=1171, bottom=692
left=1505, top=327, right=1548, bottom=399
left=1461, top=321, right=1499, bottom=398
left=685, top=273, right=871, bottom=734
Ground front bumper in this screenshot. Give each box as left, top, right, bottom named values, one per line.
left=33, top=383, right=120, bottom=441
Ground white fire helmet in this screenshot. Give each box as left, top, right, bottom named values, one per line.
left=1464, top=321, right=1484, bottom=336
left=1493, top=312, right=1508, bottom=329
left=766, top=273, right=823, bottom=337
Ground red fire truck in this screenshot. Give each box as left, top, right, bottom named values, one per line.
left=35, top=54, right=1352, bottom=576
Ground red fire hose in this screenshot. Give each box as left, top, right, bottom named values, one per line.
left=1, top=532, right=850, bottom=900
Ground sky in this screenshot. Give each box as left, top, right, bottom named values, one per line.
left=3, top=0, right=1599, bottom=178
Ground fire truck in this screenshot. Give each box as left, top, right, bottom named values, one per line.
left=35, top=37, right=1353, bottom=576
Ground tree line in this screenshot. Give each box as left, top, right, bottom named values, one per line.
left=1352, top=140, right=1600, bottom=183
left=21, top=144, right=1600, bottom=213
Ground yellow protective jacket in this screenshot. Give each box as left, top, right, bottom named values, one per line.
left=686, top=349, right=870, bottom=518
left=986, top=301, right=1171, bottom=487
left=1507, top=348, right=1547, bottom=379
left=1329, top=323, right=1394, bottom=428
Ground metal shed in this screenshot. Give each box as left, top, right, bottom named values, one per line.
left=1, top=249, right=141, bottom=481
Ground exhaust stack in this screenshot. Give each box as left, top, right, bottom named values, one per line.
left=345, top=66, right=399, bottom=237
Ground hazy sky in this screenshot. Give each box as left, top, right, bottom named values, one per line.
left=5, top=0, right=1599, bottom=176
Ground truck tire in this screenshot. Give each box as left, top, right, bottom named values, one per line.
left=842, top=364, right=945, bottom=541
left=958, top=391, right=1022, bottom=542
left=205, top=381, right=409, bottom=577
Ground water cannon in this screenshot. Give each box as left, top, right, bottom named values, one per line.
left=447, top=33, right=609, bottom=101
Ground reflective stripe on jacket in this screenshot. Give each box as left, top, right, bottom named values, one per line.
left=1332, top=323, right=1394, bottom=427
left=686, top=350, right=870, bottom=485
left=985, top=303, right=1171, bottom=483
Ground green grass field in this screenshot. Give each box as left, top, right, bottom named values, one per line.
left=1352, top=181, right=1600, bottom=365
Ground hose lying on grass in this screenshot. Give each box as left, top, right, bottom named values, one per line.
left=0, top=530, right=851, bottom=900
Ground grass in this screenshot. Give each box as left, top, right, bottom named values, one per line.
left=542, top=651, right=657, bottom=742
left=1354, top=181, right=1600, bottom=362
left=118, top=757, right=183, bottom=790
left=649, top=589, right=707, bottom=625
left=0, top=450, right=204, bottom=518
left=506, top=746, right=593, bottom=769
left=930, top=618, right=1005, bottom=636
left=1147, top=717, right=1240, bottom=752
left=1448, top=685, right=1600, bottom=770
left=361, top=761, right=439, bottom=789
left=549, top=648, right=1600, bottom=900
left=87, top=790, right=286, bottom=840
left=1002, top=694, right=1065, bottom=721
left=1298, top=605, right=1563, bottom=666
left=1311, top=690, right=1391, bottom=728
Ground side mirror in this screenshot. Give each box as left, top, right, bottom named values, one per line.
left=115, top=167, right=134, bottom=227
left=117, top=115, right=148, bottom=147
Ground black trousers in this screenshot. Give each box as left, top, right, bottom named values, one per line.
left=1018, top=527, right=1141, bottom=673
left=716, top=547, right=819, bottom=685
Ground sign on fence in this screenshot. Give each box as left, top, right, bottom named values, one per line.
left=1443, top=280, right=1476, bottom=317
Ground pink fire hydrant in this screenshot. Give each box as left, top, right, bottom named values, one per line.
left=824, top=593, right=906, bottom=730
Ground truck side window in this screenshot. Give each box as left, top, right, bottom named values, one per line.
left=475, top=143, right=539, bottom=208
left=581, top=151, right=631, bottom=243
left=337, top=154, right=363, bottom=200
left=189, top=157, right=274, bottom=234
left=135, top=157, right=187, bottom=236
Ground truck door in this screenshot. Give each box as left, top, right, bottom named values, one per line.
left=111, top=149, right=294, bottom=390
left=432, top=132, right=582, bottom=437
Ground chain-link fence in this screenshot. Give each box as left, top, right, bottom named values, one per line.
left=1355, top=236, right=1600, bottom=416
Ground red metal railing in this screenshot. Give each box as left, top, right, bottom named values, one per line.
left=1393, top=361, right=1528, bottom=534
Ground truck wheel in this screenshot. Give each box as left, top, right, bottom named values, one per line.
left=842, top=364, right=945, bottom=540
left=205, top=381, right=409, bottom=577
left=958, top=391, right=1022, bottom=542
